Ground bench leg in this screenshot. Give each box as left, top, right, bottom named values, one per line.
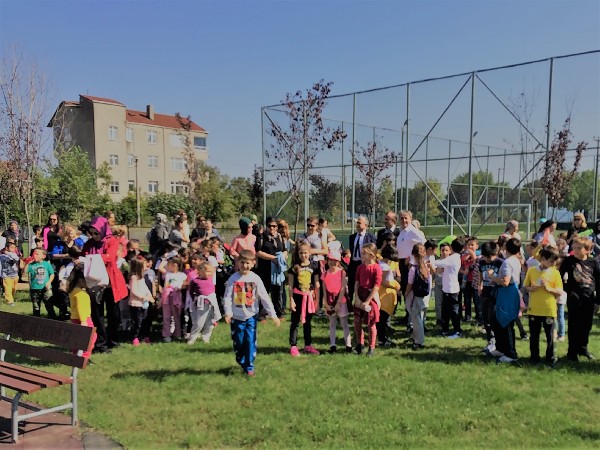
left=71, top=378, right=78, bottom=426
left=11, top=392, right=22, bottom=443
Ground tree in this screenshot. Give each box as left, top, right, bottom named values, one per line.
left=147, top=192, right=193, bottom=220
left=562, top=170, right=597, bottom=213
left=265, top=80, right=346, bottom=236
left=351, top=140, right=397, bottom=224
left=309, top=174, right=341, bottom=221
left=175, top=112, right=200, bottom=203
left=408, top=178, right=444, bottom=225
left=0, top=47, right=51, bottom=239
left=541, top=117, right=586, bottom=217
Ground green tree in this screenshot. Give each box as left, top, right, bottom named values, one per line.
left=147, top=192, right=193, bottom=220
left=408, top=179, right=444, bottom=225
left=563, top=170, right=598, bottom=212
left=309, top=174, right=341, bottom=221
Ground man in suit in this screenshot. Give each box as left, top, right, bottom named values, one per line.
left=348, top=215, right=376, bottom=304
left=376, top=211, right=401, bottom=249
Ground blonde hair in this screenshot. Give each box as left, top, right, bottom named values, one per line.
left=573, top=213, right=587, bottom=229
left=111, top=225, right=127, bottom=237
left=361, top=243, right=377, bottom=260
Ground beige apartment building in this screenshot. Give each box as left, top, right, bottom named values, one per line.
left=47, top=95, right=209, bottom=200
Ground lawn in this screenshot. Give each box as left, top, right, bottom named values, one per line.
left=5, top=291, right=600, bottom=449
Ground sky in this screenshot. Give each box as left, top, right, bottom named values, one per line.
left=1, top=0, right=599, bottom=183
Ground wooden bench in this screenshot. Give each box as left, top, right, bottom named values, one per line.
left=0, top=311, right=94, bottom=443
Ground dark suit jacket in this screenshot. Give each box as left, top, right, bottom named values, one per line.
left=349, top=231, right=376, bottom=260
left=376, top=226, right=401, bottom=249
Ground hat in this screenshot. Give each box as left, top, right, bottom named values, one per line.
left=249, top=214, right=258, bottom=222
left=539, top=217, right=547, bottom=224
left=156, top=213, right=167, bottom=222
left=327, top=251, right=341, bottom=261
left=506, top=220, right=518, bottom=229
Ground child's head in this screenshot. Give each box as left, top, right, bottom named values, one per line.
left=439, top=243, right=451, bottom=258
left=5, top=241, right=16, bottom=253
left=111, top=225, right=126, bottom=238
left=32, top=224, right=42, bottom=236
left=238, top=250, right=256, bottom=273
left=360, top=243, right=377, bottom=264
left=129, top=258, right=145, bottom=279
left=197, top=261, right=214, bottom=280
left=381, top=231, right=395, bottom=249
left=167, top=257, right=182, bottom=272
left=138, top=251, right=154, bottom=269
left=424, top=239, right=437, bottom=255
left=178, top=247, right=191, bottom=263
left=293, top=240, right=311, bottom=265
left=127, top=239, right=140, bottom=252
left=326, top=251, right=341, bottom=269
left=525, top=240, right=539, bottom=256
left=33, top=248, right=46, bottom=262
left=480, top=241, right=499, bottom=260
left=411, top=242, right=426, bottom=259
left=556, top=238, right=567, bottom=252
left=34, top=238, right=44, bottom=249
left=450, top=238, right=465, bottom=254
left=381, top=244, right=399, bottom=262
left=539, top=247, right=559, bottom=269
left=505, top=238, right=521, bottom=256
left=571, top=237, right=592, bottom=259
left=67, top=267, right=86, bottom=292
left=190, top=252, right=203, bottom=269
left=200, top=239, right=212, bottom=255
left=466, top=237, right=479, bottom=251
left=342, top=248, right=351, bottom=259
left=209, top=237, right=221, bottom=252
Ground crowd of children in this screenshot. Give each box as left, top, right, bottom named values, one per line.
left=0, top=211, right=598, bottom=374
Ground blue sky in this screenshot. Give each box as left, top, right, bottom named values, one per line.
left=1, top=0, right=599, bottom=180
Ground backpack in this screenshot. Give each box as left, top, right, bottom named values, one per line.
left=412, top=271, right=430, bottom=298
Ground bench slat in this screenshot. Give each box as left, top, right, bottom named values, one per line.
left=0, top=340, right=87, bottom=369
left=0, top=374, right=43, bottom=394
left=0, top=362, right=72, bottom=385
left=0, top=366, right=62, bottom=389
left=0, top=312, right=94, bottom=351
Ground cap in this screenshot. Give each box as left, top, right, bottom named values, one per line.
left=327, top=251, right=341, bottom=261
left=249, top=214, right=258, bottom=222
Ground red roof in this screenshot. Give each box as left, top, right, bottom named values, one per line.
left=80, top=95, right=124, bottom=106
left=126, top=109, right=206, bottom=132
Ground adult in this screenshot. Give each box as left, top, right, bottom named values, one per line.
left=533, top=220, right=557, bottom=248
left=593, top=219, right=600, bottom=258
left=501, top=220, right=522, bottom=241
left=82, top=215, right=128, bottom=353
left=301, top=216, right=328, bottom=263
left=42, top=213, right=63, bottom=253
left=255, top=217, right=287, bottom=319
left=175, top=209, right=190, bottom=242
left=566, top=213, right=588, bottom=246
left=318, top=218, right=336, bottom=243
left=169, top=216, right=189, bottom=249
left=396, top=210, right=427, bottom=304
left=148, top=213, right=170, bottom=256
left=190, top=214, right=207, bottom=240
left=230, top=217, right=256, bottom=270
left=348, top=215, right=376, bottom=302
left=277, top=219, right=294, bottom=313
left=41, top=213, right=67, bottom=318
left=2, top=220, right=24, bottom=256
left=204, top=219, right=222, bottom=241
left=104, top=210, right=116, bottom=228
left=376, top=211, right=401, bottom=249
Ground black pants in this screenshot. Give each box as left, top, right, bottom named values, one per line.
left=377, top=310, right=390, bottom=344
left=270, top=284, right=284, bottom=318
left=529, top=315, right=555, bottom=362
left=90, top=286, right=121, bottom=351
left=567, top=298, right=595, bottom=358
left=493, top=316, right=517, bottom=359
left=289, top=293, right=313, bottom=347
left=130, top=306, right=148, bottom=340
left=30, top=289, right=54, bottom=317
left=441, top=292, right=461, bottom=333
left=480, top=292, right=496, bottom=343
left=462, top=283, right=480, bottom=321
left=347, top=259, right=361, bottom=303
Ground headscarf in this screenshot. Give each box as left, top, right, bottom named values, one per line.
left=239, top=217, right=251, bottom=234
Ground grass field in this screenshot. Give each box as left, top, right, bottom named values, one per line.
left=5, top=290, right=600, bottom=449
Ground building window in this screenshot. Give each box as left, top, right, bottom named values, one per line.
left=170, top=133, right=185, bottom=148
left=128, top=180, right=135, bottom=192
left=194, top=136, right=207, bottom=149
left=126, top=127, right=134, bottom=142
left=128, top=154, right=136, bottom=167
left=147, top=155, right=158, bottom=168
left=170, top=182, right=189, bottom=195
left=148, top=181, right=159, bottom=193
left=109, top=154, right=119, bottom=166
left=147, top=130, right=158, bottom=144
left=108, top=126, right=118, bottom=141
left=109, top=182, right=120, bottom=193
left=171, top=157, right=186, bottom=171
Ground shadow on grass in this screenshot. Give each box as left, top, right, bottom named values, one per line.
left=111, top=366, right=238, bottom=381
left=565, top=427, right=600, bottom=441
left=188, top=346, right=312, bottom=355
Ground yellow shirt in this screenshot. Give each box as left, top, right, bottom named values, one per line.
left=69, top=287, right=92, bottom=322
left=524, top=266, right=562, bottom=318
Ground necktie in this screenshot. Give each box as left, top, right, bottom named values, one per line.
left=354, top=234, right=361, bottom=259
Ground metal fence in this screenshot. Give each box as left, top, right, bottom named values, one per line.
left=261, top=50, right=600, bottom=236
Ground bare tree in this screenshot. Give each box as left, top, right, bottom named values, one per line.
left=541, top=117, right=586, bottom=217
left=265, top=80, right=346, bottom=236
left=175, top=112, right=199, bottom=203
left=0, top=46, right=51, bottom=241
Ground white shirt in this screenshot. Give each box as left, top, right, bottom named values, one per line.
left=435, top=253, right=461, bottom=294
left=396, top=225, right=426, bottom=259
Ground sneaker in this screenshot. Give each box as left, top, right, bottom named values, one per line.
left=520, top=334, right=529, bottom=341
left=246, top=370, right=255, bottom=377
left=366, top=348, right=375, bottom=357
left=143, top=337, right=151, bottom=344
left=7, top=303, right=15, bottom=307
left=328, top=346, right=337, bottom=354
left=497, top=355, right=517, bottom=363
left=303, top=345, right=320, bottom=355
left=579, top=351, right=596, bottom=360
left=163, top=337, right=172, bottom=343
left=290, top=346, right=300, bottom=357
left=354, top=345, right=363, bottom=355
left=446, top=332, right=462, bottom=339
left=132, top=338, right=140, bottom=347
left=345, top=346, right=353, bottom=353
left=489, top=349, right=504, bottom=357
left=557, top=336, right=565, bottom=342
left=187, top=336, right=198, bottom=346
left=184, top=333, right=191, bottom=340
left=567, top=354, right=579, bottom=362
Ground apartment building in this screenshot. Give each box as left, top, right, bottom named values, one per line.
left=47, top=95, right=209, bottom=200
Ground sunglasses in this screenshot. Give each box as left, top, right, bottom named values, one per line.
left=268, top=224, right=277, bottom=228
left=90, top=230, right=100, bottom=236
left=307, top=224, right=316, bottom=228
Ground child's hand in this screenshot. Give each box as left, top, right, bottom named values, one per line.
left=272, top=317, right=281, bottom=327
left=45, top=282, right=52, bottom=290
left=290, top=300, right=296, bottom=312
left=225, top=315, right=232, bottom=324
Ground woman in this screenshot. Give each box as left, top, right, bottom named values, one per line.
left=2, top=220, right=24, bottom=256
left=593, top=219, right=600, bottom=258
left=501, top=220, right=521, bottom=241
left=255, top=217, right=287, bottom=319
left=42, top=213, right=63, bottom=253
left=277, top=219, right=294, bottom=312
left=566, top=213, right=588, bottom=246
left=533, top=220, right=557, bottom=248
left=82, top=215, right=128, bottom=353
left=230, top=217, right=256, bottom=270
left=169, top=216, right=189, bottom=249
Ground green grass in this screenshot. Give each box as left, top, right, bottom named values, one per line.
left=4, top=291, right=600, bottom=449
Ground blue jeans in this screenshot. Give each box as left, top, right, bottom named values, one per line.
left=557, top=303, right=565, bottom=338
left=230, top=315, right=258, bottom=373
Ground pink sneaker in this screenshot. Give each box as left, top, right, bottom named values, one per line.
left=290, top=346, right=300, bottom=357
left=132, top=338, right=140, bottom=347
left=143, top=337, right=151, bottom=344
left=303, top=345, right=320, bottom=355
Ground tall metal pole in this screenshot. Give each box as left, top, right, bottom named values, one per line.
left=341, top=122, right=345, bottom=230
left=593, top=139, right=600, bottom=220
left=446, top=139, right=452, bottom=225
left=399, top=129, right=404, bottom=211
left=467, top=73, right=476, bottom=236
left=485, top=145, right=490, bottom=220
left=424, top=137, right=429, bottom=226
left=135, top=157, right=141, bottom=227
left=261, top=108, right=267, bottom=223
left=303, top=105, right=309, bottom=223
left=351, top=94, right=356, bottom=224
left=404, top=84, right=410, bottom=211
left=372, top=126, right=376, bottom=225
left=545, top=58, right=554, bottom=219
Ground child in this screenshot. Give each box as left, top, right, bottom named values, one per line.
left=139, top=252, right=157, bottom=343
left=288, top=240, right=321, bottom=356
left=321, top=251, right=351, bottom=353
left=405, top=243, right=432, bottom=350
left=559, top=237, right=600, bottom=362
left=25, top=249, right=54, bottom=317
left=188, top=262, right=222, bottom=345
left=341, top=248, right=351, bottom=272
left=67, top=268, right=96, bottom=359
left=377, top=244, right=400, bottom=347
left=353, top=243, right=382, bottom=356
left=435, top=238, right=464, bottom=338
left=478, top=241, right=503, bottom=354
left=556, top=238, right=569, bottom=257
left=0, top=241, right=20, bottom=306
left=128, top=258, right=155, bottom=346
left=460, top=237, right=479, bottom=322
left=223, top=250, right=280, bottom=376
left=424, top=239, right=438, bottom=325
left=524, top=248, right=563, bottom=366
left=158, top=257, right=187, bottom=342
left=434, top=243, right=450, bottom=326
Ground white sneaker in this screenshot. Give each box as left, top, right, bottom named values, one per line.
left=490, top=349, right=504, bottom=357
left=498, top=355, right=517, bottom=363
